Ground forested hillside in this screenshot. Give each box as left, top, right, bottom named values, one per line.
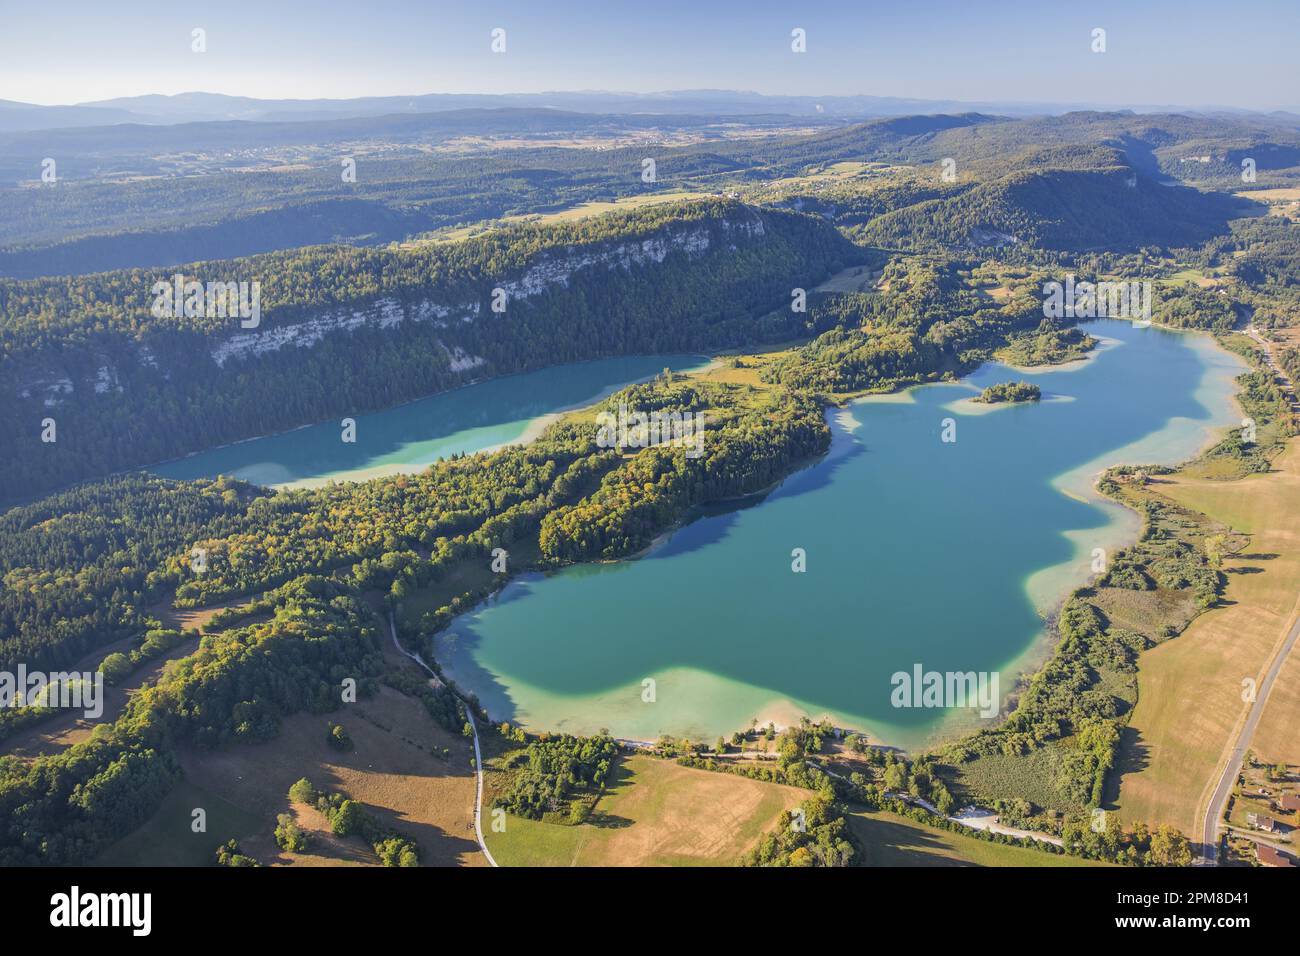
left=0, top=475, right=263, bottom=678
left=762, top=258, right=1045, bottom=392
left=857, top=155, right=1250, bottom=252
left=0, top=199, right=859, bottom=500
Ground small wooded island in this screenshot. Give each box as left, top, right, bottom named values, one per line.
left=974, top=381, right=1042, bottom=404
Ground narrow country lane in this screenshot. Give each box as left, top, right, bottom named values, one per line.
left=389, top=612, right=499, bottom=868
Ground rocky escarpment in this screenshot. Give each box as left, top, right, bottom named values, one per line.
left=16, top=214, right=767, bottom=408
left=205, top=218, right=753, bottom=370
left=1, top=200, right=859, bottom=499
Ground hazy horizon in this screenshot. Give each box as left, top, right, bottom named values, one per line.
left=6, top=87, right=1292, bottom=118
left=4, top=0, right=1298, bottom=112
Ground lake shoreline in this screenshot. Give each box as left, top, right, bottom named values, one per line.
left=434, top=321, right=1251, bottom=754
left=144, top=352, right=711, bottom=490
left=914, top=322, right=1249, bottom=752
left=789, top=323, right=1248, bottom=752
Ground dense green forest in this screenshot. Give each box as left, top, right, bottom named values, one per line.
left=974, top=381, right=1041, bottom=403
left=0, top=199, right=849, bottom=348
left=539, top=382, right=828, bottom=560
left=0, top=200, right=858, bottom=501
left=857, top=160, right=1249, bottom=253
left=761, top=259, right=1045, bottom=393
left=0, top=577, right=390, bottom=864
left=0, top=475, right=263, bottom=676
left=996, top=319, right=1096, bottom=366
left=492, top=734, right=620, bottom=822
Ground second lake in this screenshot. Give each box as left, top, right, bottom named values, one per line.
left=151, top=354, right=710, bottom=488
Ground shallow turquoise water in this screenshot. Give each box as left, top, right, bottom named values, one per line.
left=150, top=354, right=708, bottom=488
left=434, top=321, right=1246, bottom=749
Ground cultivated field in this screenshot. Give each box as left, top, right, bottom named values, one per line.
left=815, top=263, right=880, bottom=293
left=1114, top=440, right=1300, bottom=831
left=485, top=754, right=805, bottom=866
left=848, top=809, right=1110, bottom=867
left=1254, top=652, right=1300, bottom=766
left=97, top=676, right=482, bottom=867
left=1235, top=187, right=1300, bottom=219
left=414, top=189, right=715, bottom=245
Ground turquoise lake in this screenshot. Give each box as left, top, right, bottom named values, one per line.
left=433, top=321, right=1247, bottom=749
left=150, top=354, right=709, bottom=488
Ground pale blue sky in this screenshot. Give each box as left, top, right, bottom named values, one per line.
left=3, top=0, right=1297, bottom=110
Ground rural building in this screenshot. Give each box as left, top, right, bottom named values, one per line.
left=1247, top=812, right=1278, bottom=832
left=1280, top=794, right=1300, bottom=813
left=1257, top=845, right=1295, bottom=868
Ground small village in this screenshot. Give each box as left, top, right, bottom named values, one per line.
left=1224, top=754, right=1298, bottom=866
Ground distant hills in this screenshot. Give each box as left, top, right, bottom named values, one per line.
left=5, top=88, right=1300, bottom=133
left=1, top=105, right=1297, bottom=275
left=716, top=110, right=1300, bottom=178
left=858, top=157, right=1252, bottom=252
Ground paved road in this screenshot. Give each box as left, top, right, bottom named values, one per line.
left=1195, top=325, right=1298, bottom=863
left=388, top=612, right=498, bottom=868
left=1199, top=604, right=1300, bottom=863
